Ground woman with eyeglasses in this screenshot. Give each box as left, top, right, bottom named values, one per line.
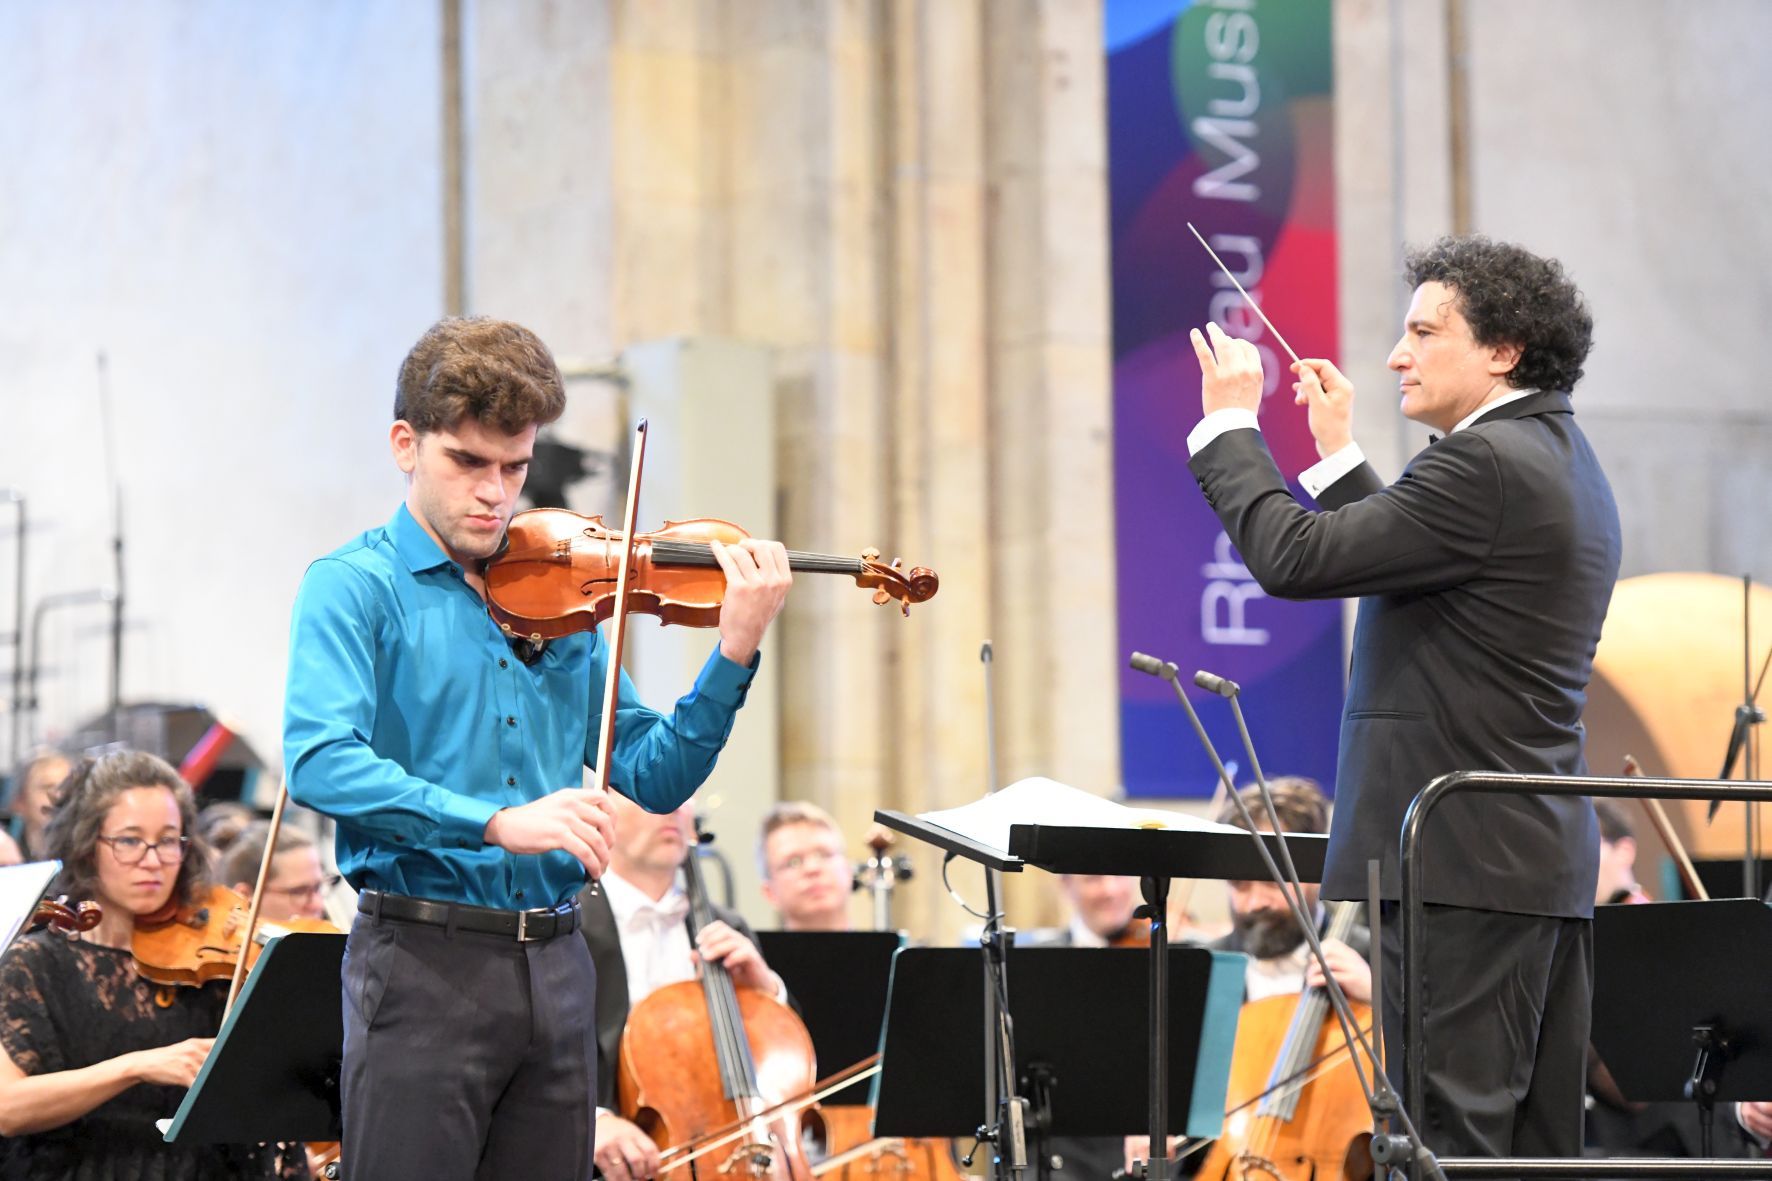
left=220, top=822, right=340, bottom=924
left=0, top=750, right=301, bottom=1179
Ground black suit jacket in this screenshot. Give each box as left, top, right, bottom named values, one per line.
left=578, top=882, right=761, bottom=1106
left=1188, top=391, right=1621, bottom=916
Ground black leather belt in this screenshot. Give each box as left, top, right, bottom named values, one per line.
left=358, top=890, right=582, bottom=942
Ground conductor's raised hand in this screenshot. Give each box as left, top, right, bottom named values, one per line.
left=1291, top=357, right=1356, bottom=458
left=711, top=538, right=791, bottom=666
left=1189, top=321, right=1266, bottom=417
left=483, top=786, right=615, bottom=879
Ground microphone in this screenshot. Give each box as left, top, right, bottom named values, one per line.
left=1193, top=670, right=1238, bottom=698
left=1140, top=651, right=1445, bottom=1181
left=1128, top=651, right=1178, bottom=681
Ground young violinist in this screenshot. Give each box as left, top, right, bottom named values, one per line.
left=283, top=315, right=791, bottom=1180
left=0, top=751, right=299, bottom=1180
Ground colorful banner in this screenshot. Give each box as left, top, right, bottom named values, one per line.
left=1108, top=0, right=1344, bottom=798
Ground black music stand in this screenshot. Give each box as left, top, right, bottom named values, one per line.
left=756, top=930, right=905, bottom=1106
left=1592, top=899, right=1772, bottom=1156
left=875, top=946, right=1242, bottom=1143
left=877, top=809, right=1324, bottom=1181
left=162, top=932, right=346, bottom=1145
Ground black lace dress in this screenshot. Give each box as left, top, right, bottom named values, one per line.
left=0, top=929, right=303, bottom=1181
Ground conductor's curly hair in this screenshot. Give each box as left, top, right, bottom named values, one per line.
left=1403, top=235, right=1593, bottom=394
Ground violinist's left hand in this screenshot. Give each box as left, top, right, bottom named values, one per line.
left=1303, top=937, right=1372, bottom=1006
left=711, top=539, right=792, bottom=665
left=694, top=921, right=784, bottom=998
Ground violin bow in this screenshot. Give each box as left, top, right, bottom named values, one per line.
left=1186, top=222, right=1305, bottom=369
left=586, top=420, right=650, bottom=891
left=224, top=779, right=293, bottom=1013
left=1622, top=753, right=1709, bottom=901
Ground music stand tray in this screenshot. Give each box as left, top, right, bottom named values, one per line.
left=1593, top=900, right=1772, bottom=1103
left=756, top=930, right=905, bottom=1106
left=874, top=946, right=1244, bottom=1139
left=163, top=932, right=346, bottom=1145
left=1009, top=823, right=1326, bottom=883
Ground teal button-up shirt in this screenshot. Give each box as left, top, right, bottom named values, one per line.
left=283, top=504, right=756, bottom=909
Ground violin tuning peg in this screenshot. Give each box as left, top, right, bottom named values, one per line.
left=872, top=589, right=891, bottom=607
left=900, top=600, right=911, bottom=618
left=890, top=556, right=903, bottom=570
left=861, top=546, right=881, bottom=562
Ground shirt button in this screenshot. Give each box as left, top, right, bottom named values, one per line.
left=506, top=716, right=517, bottom=727
left=507, top=776, right=517, bottom=787
left=499, top=658, right=509, bottom=669
left=515, top=890, right=525, bottom=901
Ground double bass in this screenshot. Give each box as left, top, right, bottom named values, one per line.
left=1196, top=901, right=1374, bottom=1181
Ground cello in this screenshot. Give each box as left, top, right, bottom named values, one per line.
left=1195, top=901, right=1374, bottom=1181
left=617, top=820, right=820, bottom=1181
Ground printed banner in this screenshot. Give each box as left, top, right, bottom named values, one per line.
left=1108, top=0, right=1345, bottom=798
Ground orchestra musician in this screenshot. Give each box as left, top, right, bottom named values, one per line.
left=1186, top=235, right=1620, bottom=1157
left=757, top=801, right=854, bottom=932
left=8, top=748, right=71, bottom=862
left=579, top=791, right=788, bottom=1181
left=282, top=315, right=791, bottom=1180
left=1592, top=798, right=1651, bottom=906
left=219, top=822, right=335, bottom=923
left=0, top=751, right=299, bottom=1180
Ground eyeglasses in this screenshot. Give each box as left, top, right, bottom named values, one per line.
left=772, top=848, right=845, bottom=876
left=96, top=834, right=190, bottom=866
left=265, top=875, right=343, bottom=903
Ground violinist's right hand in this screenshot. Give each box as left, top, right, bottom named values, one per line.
left=595, top=1112, right=661, bottom=1181
left=484, top=787, right=615, bottom=878
left=126, top=1037, right=213, bottom=1088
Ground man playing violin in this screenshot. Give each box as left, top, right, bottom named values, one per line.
left=1186, top=236, right=1619, bottom=1158
left=0, top=751, right=298, bottom=1180
left=284, top=315, right=792, bottom=1181
left=581, top=792, right=787, bottom=1181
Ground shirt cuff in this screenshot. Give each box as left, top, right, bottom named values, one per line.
left=440, top=792, right=505, bottom=852
left=1186, top=408, right=1260, bottom=456
left=695, top=645, right=760, bottom=708
left=1299, top=443, right=1367, bottom=501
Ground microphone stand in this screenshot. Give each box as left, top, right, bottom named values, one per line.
left=1706, top=575, right=1768, bottom=900
left=1128, top=652, right=1444, bottom=1181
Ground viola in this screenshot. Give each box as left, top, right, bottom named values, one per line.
left=1196, top=901, right=1374, bottom=1181
left=617, top=822, right=819, bottom=1181
left=482, top=509, right=938, bottom=642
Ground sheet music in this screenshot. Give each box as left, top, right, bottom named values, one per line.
left=0, top=861, right=65, bottom=954
left=918, top=777, right=1244, bottom=855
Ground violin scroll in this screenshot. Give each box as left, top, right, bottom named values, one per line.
left=31, top=896, right=102, bottom=935
left=857, top=549, right=939, bottom=617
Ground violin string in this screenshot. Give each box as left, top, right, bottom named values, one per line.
left=646, top=539, right=867, bottom=576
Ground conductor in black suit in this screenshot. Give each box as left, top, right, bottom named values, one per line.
left=1184, top=236, right=1621, bottom=1158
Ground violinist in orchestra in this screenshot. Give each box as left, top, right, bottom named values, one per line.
left=1186, top=235, right=1619, bottom=1158
left=0, top=751, right=300, bottom=1180
left=1592, top=799, right=1650, bottom=907
left=219, top=823, right=335, bottom=923
left=579, top=792, right=787, bottom=1181
left=283, top=315, right=792, bottom=1181
left=757, top=801, right=854, bottom=932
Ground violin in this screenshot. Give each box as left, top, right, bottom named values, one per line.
left=617, top=822, right=820, bottom=1181
left=131, top=883, right=340, bottom=992
left=482, top=509, right=938, bottom=642
left=1195, top=901, right=1374, bottom=1181
left=29, top=896, right=102, bottom=935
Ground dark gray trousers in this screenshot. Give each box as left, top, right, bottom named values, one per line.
left=1379, top=902, right=1593, bottom=1158
left=340, top=910, right=598, bottom=1180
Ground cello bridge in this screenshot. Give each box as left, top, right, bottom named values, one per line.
left=716, top=1142, right=776, bottom=1178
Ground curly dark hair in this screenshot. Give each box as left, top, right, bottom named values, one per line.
left=1403, top=235, right=1593, bottom=393
left=1216, top=775, right=1329, bottom=836
left=394, top=316, right=567, bottom=435
left=42, top=751, right=211, bottom=911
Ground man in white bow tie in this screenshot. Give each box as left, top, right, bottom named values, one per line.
left=579, top=792, right=787, bottom=1181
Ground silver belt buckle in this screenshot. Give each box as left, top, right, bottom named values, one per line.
left=516, top=908, right=536, bottom=942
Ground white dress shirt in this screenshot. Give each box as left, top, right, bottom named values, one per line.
left=601, top=869, right=696, bottom=1009
left=1185, top=388, right=1541, bottom=501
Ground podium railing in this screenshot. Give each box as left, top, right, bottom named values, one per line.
left=1401, top=772, right=1772, bottom=1179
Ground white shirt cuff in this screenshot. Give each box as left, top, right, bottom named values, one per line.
left=1186, top=408, right=1260, bottom=456
left=1299, top=443, right=1366, bottom=501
